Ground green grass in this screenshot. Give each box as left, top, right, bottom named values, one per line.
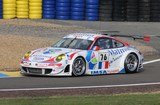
left=0, top=93, right=160, bottom=105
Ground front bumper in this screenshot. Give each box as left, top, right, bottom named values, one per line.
left=21, top=66, right=52, bottom=75
left=20, top=66, right=71, bottom=76
left=20, top=60, right=71, bottom=76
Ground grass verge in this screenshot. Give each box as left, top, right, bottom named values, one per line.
left=0, top=93, right=160, bottom=105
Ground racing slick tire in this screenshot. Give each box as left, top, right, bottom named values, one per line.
left=124, top=53, right=139, bottom=73
left=72, top=57, right=86, bottom=77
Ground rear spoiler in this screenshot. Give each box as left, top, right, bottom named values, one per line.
left=107, top=34, right=151, bottom=42
left=98, top=30, right=153, bottom=42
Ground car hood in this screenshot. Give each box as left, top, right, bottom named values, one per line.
left=29, top=47, right=79, bottom=62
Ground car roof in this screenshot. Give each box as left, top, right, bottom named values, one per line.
left=63, top=33, right=129, bottom=46
left=64, top=33, right=108, bottom=41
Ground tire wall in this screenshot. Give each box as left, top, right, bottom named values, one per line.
left=113, top=0, right=126, bottom=21
left=126, top=0, right=138, bottom=22
left=16, top=0, right=29, bottom=19
left=0, top=0, right=2, bottom=19
left=29, top=0, right=42, bottom=19
left=1, top=0, right=160, bottom=22
left=150, top=0, right=160, bottom=22
left=56, top=0, right=71, bottom=20
left=71, top=0, right=85, bottom=20
left=86, top=0, right=99, bottom=21
left=99, top=0, right=113, bottom=21
left=138, top=0, right=150, bottom=22
left=43, top=0, right=55, bottom=19
left=1, top=0, right=99, bottom=21
left=99, top=0, right=157, bottom=22
left=3, top=0, right=16, bottom=19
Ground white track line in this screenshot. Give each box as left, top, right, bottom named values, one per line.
left=143, top=59, right=160, bottom=65
left=0, top=82, right=160, bottom=92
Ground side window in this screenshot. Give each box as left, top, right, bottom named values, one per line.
left=94, top=38, right=112, bottom=50
left=112, top=39, right=124, bottom=48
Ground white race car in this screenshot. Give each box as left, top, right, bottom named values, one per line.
left=20, top=33, right=144, bottom=76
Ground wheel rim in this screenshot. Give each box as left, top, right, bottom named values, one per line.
left=72, top=58, right=86, bottom=76
left=126, top=54, right=138, bottom=71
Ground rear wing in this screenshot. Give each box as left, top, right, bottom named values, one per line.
left=98, top=30, right=154, bottom=42
left=107, top=34, right=151, bottom=42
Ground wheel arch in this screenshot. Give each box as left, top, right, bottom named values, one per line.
left=119, top=50, right=140, bottom=72
left=69, top=53, right=88, bottom=75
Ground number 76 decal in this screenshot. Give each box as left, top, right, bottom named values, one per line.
left=99, top=52, right=109, bottom=61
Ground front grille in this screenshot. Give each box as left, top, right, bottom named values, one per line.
left=45, top=69, right=52, bottom=74
left=27, top=68, right=42, bottom=74
left=22, top=67, right=52, bottom=75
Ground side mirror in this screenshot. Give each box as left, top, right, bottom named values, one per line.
left=92, top=46, right=100, bottom=51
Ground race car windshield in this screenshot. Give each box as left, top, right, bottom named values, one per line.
left=52, top=38, right=93, bottom=50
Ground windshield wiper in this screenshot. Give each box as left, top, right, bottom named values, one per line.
left=65, top=37, right=77, bottom=48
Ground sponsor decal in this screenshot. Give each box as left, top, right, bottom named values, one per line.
left=110, top=55, right=123, bottom=64
left=35, top=63, right=62, bottom=67
left=48, top=63, right=62, bottom=67
left=98, top=52, right=109, bottom=61
left=109, top=48, right=130, bottom=55
left=33, top=57, right=44, bottom=61
left=36, top=63, right=48, bottom=67
left=91, top=70, right=107, bottom=75
left=86, top=51, right=98, bottom=70
left=89, top=62, right=96, bottom=70
left=119, top=68, right=126, bottom=73
left=86, top=51, right=93, bottom=62
left=43, top=49, right=62, bottom=54
left=98, top=61, right=109, bottom=69
left=55, top=63, right=62, bottom=67
left=69, top=52, right=77, bottom=60
left=107, top=69, right=119, bottom=74
left=44, top=57, right=55, bottom=62
left=91, top=69, right=123, bottom=75
left=91, top=58, right=98, bottom=64
left=65, top=34, right=95, bottom=40
left=31, top=55, right=52, bottom=62
left=32, top=55, right=51, bottom=58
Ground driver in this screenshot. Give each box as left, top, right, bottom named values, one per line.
left=79, top=40, right=89, bottom=50
left=97, top=39, right=111, bottom=49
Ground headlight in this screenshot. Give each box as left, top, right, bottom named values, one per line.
left=24, top=51, right=31, bottom=59
left=56, top=54, right=65, bottom=62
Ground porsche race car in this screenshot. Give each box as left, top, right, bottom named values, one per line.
left=20, top=33, right=144, bottom=76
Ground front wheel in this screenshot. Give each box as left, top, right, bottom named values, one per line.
left=125, top=53, right=139, bottom=73
left=72, top=57, right=86, bottom=76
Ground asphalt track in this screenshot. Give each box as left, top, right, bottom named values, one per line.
left=0, top=58, right=159, bottom=90
left=0, top=21, right=160, bottom=92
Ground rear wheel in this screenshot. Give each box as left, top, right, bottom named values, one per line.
left=72, top=57, right=86, bottom=76
left=125, top=54, right=139, bottom=73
